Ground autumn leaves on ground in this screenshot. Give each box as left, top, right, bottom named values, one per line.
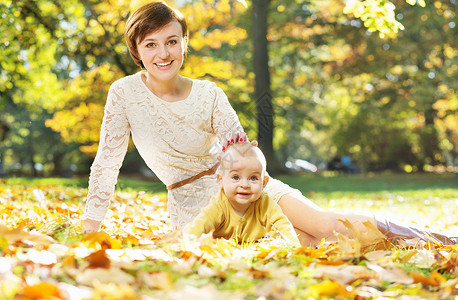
left=0, top=173, right=457, bottom=300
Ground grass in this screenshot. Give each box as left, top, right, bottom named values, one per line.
left=5, top=175, right=167, bottom=195
left=4, top=171, right=458, bottom=235
left=276, top=171, right=458, bottom=236
left=7, top=171, right=457, bottom=193
left=277, top=171, right=458, bottom=193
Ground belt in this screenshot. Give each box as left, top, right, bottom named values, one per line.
left=167, top=162, right=220, bottom=190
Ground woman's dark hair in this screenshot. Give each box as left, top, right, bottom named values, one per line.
left=124, top=1, right=188, bottom=68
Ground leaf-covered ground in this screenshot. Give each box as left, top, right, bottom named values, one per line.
left=0, top=174, right=457, bottom=299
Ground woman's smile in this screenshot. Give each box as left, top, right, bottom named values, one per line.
left=155, top=61, right=174, bottom=69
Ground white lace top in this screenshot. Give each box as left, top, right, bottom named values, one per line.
left=83, top=71, right=297, bottom=229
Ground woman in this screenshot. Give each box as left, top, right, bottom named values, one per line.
left=82, top=2, right=455, bottom=246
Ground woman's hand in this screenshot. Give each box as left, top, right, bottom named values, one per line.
left=82, top=219, right=102, bottom=233
left=221, top=131, right=257, bottom=151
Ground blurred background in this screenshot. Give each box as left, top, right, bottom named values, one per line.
left=0, top=0, right=456, bottom=178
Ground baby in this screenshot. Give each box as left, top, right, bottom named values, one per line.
left=184, top=143, right=300, bottom=246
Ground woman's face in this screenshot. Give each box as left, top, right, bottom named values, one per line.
left=137, top=21, right=187, bottom=82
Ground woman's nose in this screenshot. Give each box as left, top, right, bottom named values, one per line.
left=158, top=46, right=169, bottom=58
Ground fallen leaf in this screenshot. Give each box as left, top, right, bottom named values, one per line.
left=408, top=250, right=436, bottom=268
left=57, top=282, right=93, bottom=300
left=167, top=283, right=244, bottom=300
left=295, top=246, right=330, bottom=259
left=364, top=250, right=391, bottom=261
left=305, top=279, right=353, bottom=298
left=443, top=277, right=458, bottom=295
left=141, top=271, right=174, bottom=290
left=197, top=265, right=219, bottom=277
left=92, top=282, right=140, bottom=300
left=398, top=249, right=418, bottom=262
left=81, top=231, right=115, bottom=249
left=410, top=270, right=446, bottom=286
left=27, top=249, right=57, bottom=265
left=85, top=248, right=111, bottom=269
left=61, top=256, right=77, bottom=269
left=338, top=219, right=389, bottom=252
left=76, top=268, right=135, bottom=286
left=335, top=230, right=361, bottom=255
left=365, top=262, right=413, bottom=284
left=0, top=277, right=21, bottom=299
left=142, top=248, right=175, bottom=262
left=313, top=264, right=374, bottom=285
left=255, top=278, right=294, bottom=299
left=22, top=282, right=63, bottom=299
left=0, top=222, right=55, bottom=245
left=437, top=248, right=458, bottom=272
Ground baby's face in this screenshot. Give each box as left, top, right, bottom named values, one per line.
left=218, top=146, right=268, bottom=212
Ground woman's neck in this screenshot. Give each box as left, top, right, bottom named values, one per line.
left=144, top=72, right=190, bottom=102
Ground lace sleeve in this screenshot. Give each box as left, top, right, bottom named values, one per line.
left=82, top=84, right=130, bottom=222
left=211, top=86, right=244, bottom=141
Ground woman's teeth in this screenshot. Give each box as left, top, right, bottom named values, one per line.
left=156, top=61, right=172, bottom=67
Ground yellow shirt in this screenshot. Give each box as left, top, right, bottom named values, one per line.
left=184, top=189, right=300, bottom=245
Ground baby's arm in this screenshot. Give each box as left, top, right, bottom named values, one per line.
left=265, top=198, right=300, bottom=246
left=183, top=197, right=222, bottom=237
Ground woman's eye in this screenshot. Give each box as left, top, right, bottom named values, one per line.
left=146, top=43, right=156, bottom=48
left=168, top=40, right=177, bottom=45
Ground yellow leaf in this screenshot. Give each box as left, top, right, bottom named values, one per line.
left=338, top=219, right=390, bottom=253
left=0, top=222, right=55, bottom=245
left=305, top=279, right=353, bottom=298
left=81, top=231, right=117, bottom=249
left=92, top=282, right=140, bottom=300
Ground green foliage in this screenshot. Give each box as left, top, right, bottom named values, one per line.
left=343, top=0, right=427, bottom=38
left=0, top=101, right=79, bottom=176
left=325, top=0, right=457, bottom=170
left=0, top=0, right=456, bottom=175
left=266, top=0, right=457, bottom=170
left=45, top=221, right=84, bottom=244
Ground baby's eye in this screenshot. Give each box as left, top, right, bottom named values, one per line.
left=250, top=176, right=259, bottom=181
left=232, top=175, right=240, bottom=180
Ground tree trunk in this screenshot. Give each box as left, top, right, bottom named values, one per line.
left=28, top=125, right=37, bottom=177
left=252, top=0, right=283, bottom=175
left=52, top=152, right=65, bottom=177
left=30, top=151, right=37, bottom=177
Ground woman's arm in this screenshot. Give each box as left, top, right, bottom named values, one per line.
left=82, top=219, right=102, bottom=232
left=82, top=84, right=131, bottom=232
left=211, top=85, right=249, bottom=150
